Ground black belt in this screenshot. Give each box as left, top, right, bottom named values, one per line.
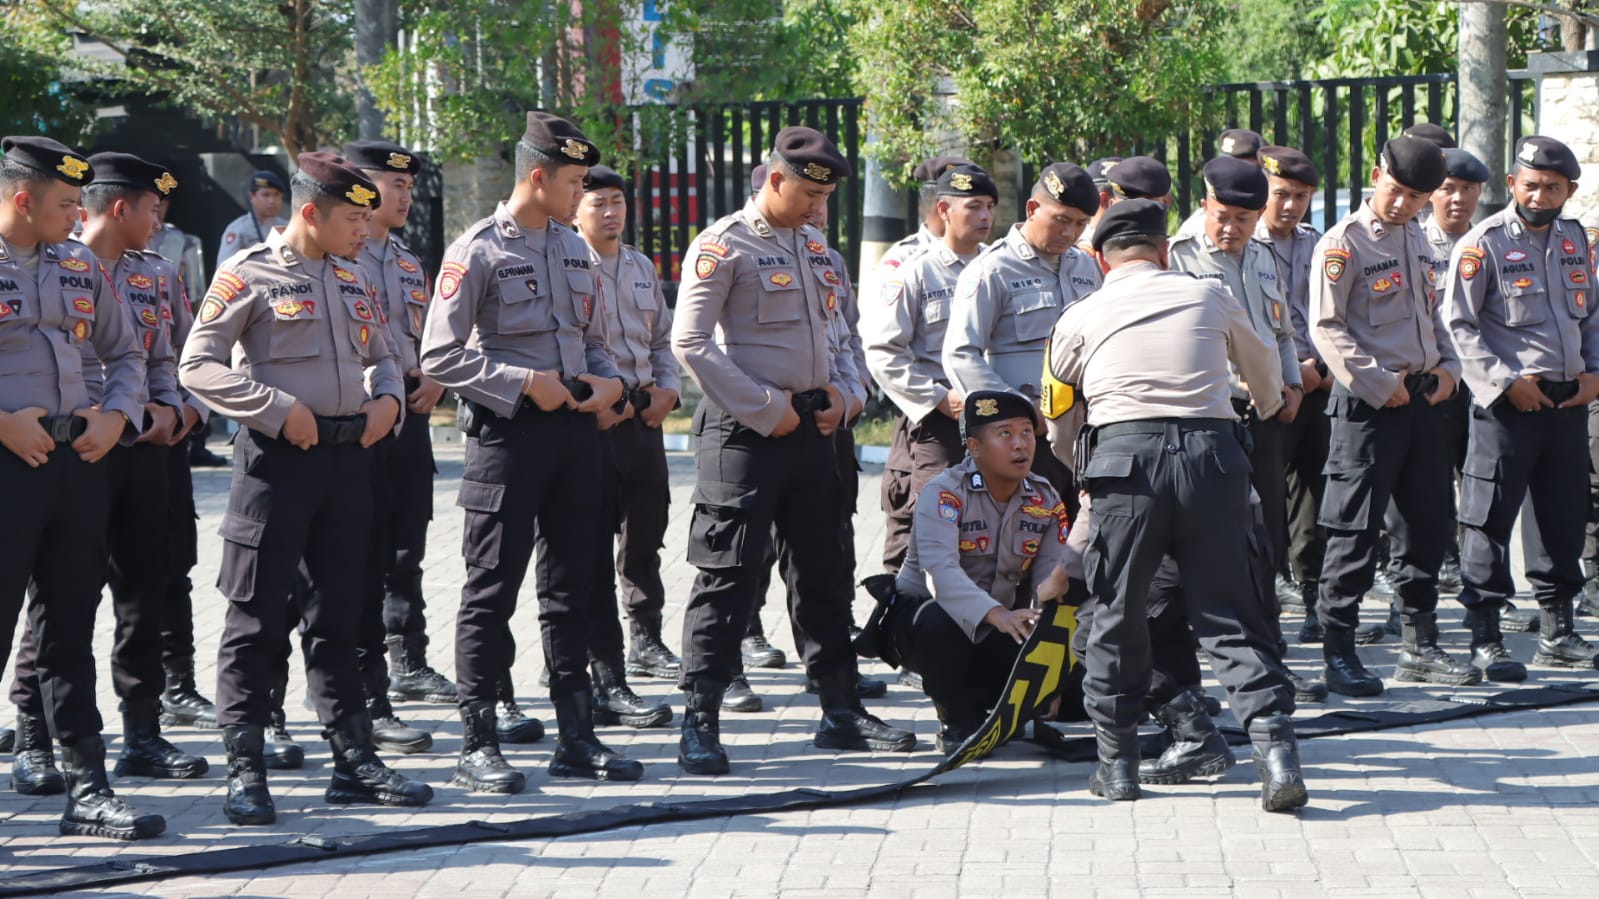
left=40, top=415, right=88, bottom=444
left=628, top=387, right=652, bottom=413
left=1094, top=417, right=1235, bottom=439
left=315, top=414, right=367, bottom=445
left=1403, top=372, right=1438, bottom=401
left=791, top=389, right=832, bottom=414
left=560, top=377, right=629, bottom=415
left=1540, top=379, right=1579, bottom=405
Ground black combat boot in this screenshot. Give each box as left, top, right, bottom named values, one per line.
left=264, top=684, right=304, bottom=770
left=323, top=717, right=434, bottom=806
left=452, top=701, right=527, bottom=794
left=813, top=673, right=916, bottom=752
left=1247, top=713, right=1309, bottom=813
left=1137, top=691, right=1236, bottom=785
left=1533, top=600, right=1599, bottom=669
left=1286, top=670, right=1329, bottom=703
left=930, top=700, right=980, bottom=755
left=1503, top=598, right=1539, bottom=632
left=549, top=690, right=644, bottom=781
left=12, top=713, right=65, bottom=795
left=159, top=654, right=218, bottom=728
left=58, top=734, right=166, bottom=840
left=740, top=635, right=786, bottom=669
left=679, top=680, right=730, bottom=775
left=625, top=613, right=682, bottom=679
left=1088, top=724, right=1140, bottom=801
left=365, top=664, right=433, bottom=754
left=1465, top=603, right=1527, bottom=682
left=1276, top=573, right=1305, bottom=612
left=1298, top=615, right=1324, bottom=644
left=385, top=634, right=456, bottom=704
left=591, top=657, right=672, bottom=728
left=1322, top=624, right=1384, bottom=697
left=496, top=673, right=545, bottom=743
left=1438, top=545, right=1464, bottom=594
left=221, top=724, right=276, bottom=825
left=1355, top=602, right=1398, bottom=645
left=723, top=673, right=763, bottom=713
left=805, top=671, right=889, bottom=699
left=1395, top=612, right=1481, bottom=685
left=114, top=697, right=210, bottom=778
left=0, top=726, right=12, bottom=753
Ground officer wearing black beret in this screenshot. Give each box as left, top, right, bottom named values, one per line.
left=1219, top=128, right=1265, bottom=161
left=1402, top=122, right=1456, bottom=150
left=217, top=168, right=288, bottom=270
left=1103, top=156, right=1173, bottom=204
left=859, top=155, right=975, bottom=323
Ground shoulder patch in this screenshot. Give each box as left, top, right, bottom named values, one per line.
left=1459, top=246, right=1485, bottom=281
left=1323, top=247, right=1352, bottom=283
left=695, top=254, right=720, bottom=280
left=199, top=297, right=224, bottom=323
left=439, top=261, right=468, bottom=299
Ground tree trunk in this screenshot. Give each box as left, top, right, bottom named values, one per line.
left=1459, top=2, right=1507, bottom=218
left=356, top=0, right=397, bottom=139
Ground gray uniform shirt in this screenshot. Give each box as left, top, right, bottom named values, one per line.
left=825, top=246, right=870, bottom=411
left=79, top=247, right=182, bottom=427
left=858, top=225, right=936, bottom=312
left=358, top=233, right=430, bottom=376
left=0, top=237, right=145, bottom=429
left=179, top=229, right=404, bottom=436
left=944, top=223, right=1102, bottom=400
left=591, top=244, right=680, bottom=392
left=1169, top=232, right=1301, bottom=405
left=670, top=200, right=850, bottom=436
left=419, top=203, right=619, bottom=420
left=1048, top=261, right=1286, bottom=425
left=864, top=242, right=978, bottom=421
left=148, top=253, right=209, bottom=425
left=1309, top=202, right=1461, bottom=408
left=151, top=223, right=206, bottom=308
left=1256, top=220, right=1322, bottom=363
left=895, top=457, right=1071, bottom=642
left=1443, top=207, right=1599, bottom=407
left=216, top=212, right=287, bottom=270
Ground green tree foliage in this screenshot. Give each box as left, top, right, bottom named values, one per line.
left=1225, top=0, right=1327, bottom=83
left=1313, top=0, right=1548, bottom=78
left=0, top=17, right=93, bottom=141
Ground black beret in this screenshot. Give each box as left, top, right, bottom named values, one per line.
left=1258, top=145, right=1319, bottom=187
left=2, top=136, right=92, bottom=185
left=296, top=151, right=382, bottom=210
left=1401, top=122, right=1456, bottom=150
left=1380, top=137, right=1447, bottom=193
left=1203, top=156, right=1268, bottom=210
left=249, top=169, right=287, bottom=194
left=936, top=163, right=998, bottom=201
left=583, top=164, right=626, bottom=193
left=962, top=390, right=1039, bottom=436
left=1036, top=162, right=1098, bottom=215
left=1087, top=157, right=1123, bottom=187
left=749, top=163, right=768, bottom=193
left=913, top=154, right=972, bottom=183
left=85, top=152, right=174, bottom=197
left=521, top=111, right=601, bottom=167
left=1091, top=198, right=1168, bottom=252
left=342, top=140, right=422, bottom=176
left=773, top=126, right=851, bottom=184
left=1442, top=148, right=1491, bottom=184
left=1218, top=129, right=1265, bottom=160
left=1514, top=135, right=1581, bottom=181
left=1105, top=156, right=1172, bottom=200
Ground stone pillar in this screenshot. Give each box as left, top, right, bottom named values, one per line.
left=1530, top=51, right=1599, bottom=225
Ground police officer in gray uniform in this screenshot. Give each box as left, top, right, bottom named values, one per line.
left=672, top=127, right=916, bottom=775
left=1445, top=135, right=1599, bottom=678
left=1173, top=129, right=1266, bottom=241
left=1049, top=199, right=1306, bottom=813
left=182, top=151, right=430, bottom=825
left=1310, top=137, right=1477, bottom=696
left=858, top=155, right=971, bottom=305
left=0, top=136, right=164, bottom=840
left=944, top=162, right=1101, bottom=503
left=215, top=169, right=287, bottom=270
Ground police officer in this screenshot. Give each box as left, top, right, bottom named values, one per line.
left=1173, top=129, right=1266, bottom=240
left=0, top=136, right=164, bottom=839
left=215, top=169, right=287, bottom=270
left=1074, top=157, right=1123, bottom=252
left=150, top=192, right=206, bottom=314
left=10, top=152, right=210, bottom=792
left=865, top=164, right=998, bottom=575
left=420, top=112, right=642, bottom=792
left=1445, top=135, right=1599, bottom=678
left=944, top=162, right=1101, bottom=503
left=573, top=163, right=678, bottom=727
left=671, top=126, right=916, bottom=774
left=1049, top=198, right=1306, bottom=812
left=858, top=155, right=972, bottom=304
left=896, top=391, right=1076, bottom=752
left=181, top=151, right=431, bottom=825
left=1310, top=137, right=1477, bottom=696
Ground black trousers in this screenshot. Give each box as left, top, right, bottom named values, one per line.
left=1439, top=387, right=1471, bottom=549
left=1316, top=385, right=1450, bottom=627
left=375, top=407, right=436, bottom=642
left=881, top=412, right=964, bottom=573
left=589, top=416, right=673, bottom=660
left=454, top=405, right=601, bottom=704
left=213, top=429, right=374, bottom=729
left=13, top=442, right=172, bottom=716
left=161, top=440, right=200, bottom=666
left=0, top=445, right=110, bottom=744
left=1459, top=399, right=1588, bottom=608
left=1234, top=402, right=1288, bottom=577
left=751, top=426, right=860, bottom=626
left=678, top=400, right=855, bottom=697
left=1079, top=420, right=1292, bottom=730
left=1281, top=388, right=1330, bottom=583
left=1585, top=402, right=1599, bottom=564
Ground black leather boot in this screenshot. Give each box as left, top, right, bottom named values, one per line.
left=723, top=673, right=763, bottom=713
left=805, top=672, right=890, bottom=699
left=323, top=717, right=434, bottom=806
left=1322, top=624, right=1384, bottom=697
left=591, top=658, right=672, bottom=728
left=1297, top=615, right=1324, bottom=644
left=264, top=684, right=304, bottom=770
left=1533, top=600, right=1599, bottom=669
left=114, top=697, right=210, bottom=778
left=1088, top=724, right=1140, bottom=801
left=1503, top=598, right=1540, bottom=632
left=0, top=726, right=12, bottom=754
left=625, top=613, right=682, bottom=679
left=739, top=634, right=786, bottom=669
left=1276, top=573, right=1305, bottom=611
left=1137, top=691, right=1236, bottom=785
left=931, top=700, right=979, bottom=755
left=159, top=654, right=218, bottom=728
left=1355, top=603, right=1398, bottom=645
left=496, top=673, right=545, bottom=743
left=452, top=701, right=527, bottom=794
left=366, top=664, right=434, bottom=754
left=58, top=735, right=166, bottom=840
left=1438, top=546, right=1464, bottom=593
left=1286, top=670, right=1329, bottom=703
left=813, top=673, right=916, bottom=752
left=1394, top=612, right=1481, bottom=685
left=679, top=680, right=730, bottom=775
left=1248, top=713, right=1309, bottom=813
left=548, top=690, right=644, bottom=781
left=1465, top=603, right=1527, bottom=682
left=386, top=634, right=456, bottom=704
left=221, top=724, right=276, bottom=825
left=12, top=713, right=65, bottom=795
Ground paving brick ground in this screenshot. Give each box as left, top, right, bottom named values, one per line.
left=3, top=438, right=1598, bottom=898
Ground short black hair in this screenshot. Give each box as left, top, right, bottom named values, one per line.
left=514, top=139, right=563, bottom=182
left=289, top=171, right=339, bottom=215
left=919, top=183, right=939, bottom=218
left=0, top=159, right=52, bottom=197
left=81, top=182, right=152, bottom=215
left=1100, top=232, right=1165, bottom=255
